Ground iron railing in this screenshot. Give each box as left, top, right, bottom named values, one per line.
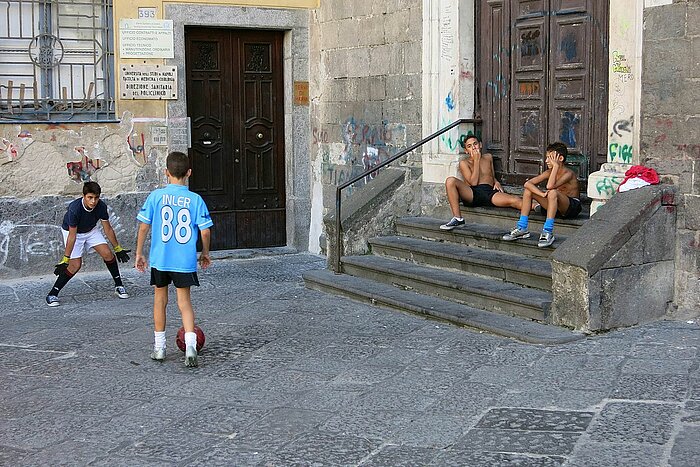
left=334, top=118, right=482, bottom=272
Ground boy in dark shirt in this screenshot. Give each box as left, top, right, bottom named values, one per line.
left=46, top=182, right=131, bottom=306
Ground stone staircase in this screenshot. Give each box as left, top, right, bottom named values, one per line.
left=304, top=205, right=590, bottom=344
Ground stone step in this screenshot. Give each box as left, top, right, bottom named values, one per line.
left=396, top=216, right=562, bottom=259
left=369, top=235, right=552, bottom=291
left=459, top=206, right=589, bottom=236
left=303, top=269, right=583, bottom=345
left=341, top=255, right=551, bottom=321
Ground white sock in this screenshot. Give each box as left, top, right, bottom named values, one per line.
left=184, top=331, right=197, bottom=348
left=455, top=217, right=463, bottom=221
left=154, top=331, right=166, bottom=350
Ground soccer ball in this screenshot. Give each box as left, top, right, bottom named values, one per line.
left=175, top=325, right=205, bottom=352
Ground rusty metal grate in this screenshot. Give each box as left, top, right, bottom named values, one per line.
left=0, top=0, right=115, bottom=122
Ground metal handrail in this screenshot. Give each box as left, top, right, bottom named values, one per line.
left=334, top=118, right=482, bottom=272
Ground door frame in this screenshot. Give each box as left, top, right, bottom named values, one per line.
left=164, top=3, right=310, bottom=251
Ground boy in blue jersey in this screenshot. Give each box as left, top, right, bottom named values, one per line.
left=135, top=151, right=213, bottom=367
left=46, top=181, right=131, bottom=307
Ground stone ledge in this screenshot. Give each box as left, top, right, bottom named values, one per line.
left=551, top=185, right=677, bottom=331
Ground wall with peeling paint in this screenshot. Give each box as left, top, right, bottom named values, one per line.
left=0, top=0, right=313, bottom=277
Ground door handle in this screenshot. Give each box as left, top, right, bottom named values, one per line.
left=201, top=140, right=212, bottom=146
left=235, top=158, right=240, bottom=163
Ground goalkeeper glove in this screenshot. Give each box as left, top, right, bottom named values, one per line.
left=113, top=245, right=131, bottom=263
left=54, top=255, right=70, bottom=275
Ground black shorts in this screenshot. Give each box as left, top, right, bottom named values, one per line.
left=560, top=197, right=582, bottom=219
left=150, top=268, right=200, bottom=288
left=463, top=184, right=498, bottom=208
left=535, top=196, right=583, bottom=219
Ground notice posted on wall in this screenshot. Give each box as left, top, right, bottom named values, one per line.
left=120, top=65, right=177, bottom=100
left=167, top=117, right=191, bottom=149
left=119, top=19, right=174, bottom=59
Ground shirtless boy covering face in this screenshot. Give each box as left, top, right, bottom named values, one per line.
left=502, top=141, right=581, bottom=248
left=440, top=135, right=521, bottom=230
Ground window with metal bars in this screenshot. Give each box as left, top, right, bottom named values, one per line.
left=0, top=0, right=115, bottom=122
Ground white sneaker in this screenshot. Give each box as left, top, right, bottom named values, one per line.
left=185, top=345, right=198, bottom=367
left=114, top=286, right=129, bottom=299
left=538, top=231, right=555, bottom=248
left=502, top=226, right=531, bottom=241
left=150, top=347, right=166, bottom=361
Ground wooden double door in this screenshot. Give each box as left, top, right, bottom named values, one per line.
left=478, top=0, right=609, bottom=185
left=185, top=28, right=286, bottom=250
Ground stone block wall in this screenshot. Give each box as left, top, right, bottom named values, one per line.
left=640, top=0, right=700, bottom=317
left=308, top=0, right=423, bottom=253
left=551, top=185, right=677, bottom=331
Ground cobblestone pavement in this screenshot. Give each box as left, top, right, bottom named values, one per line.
left=1, top=253, right=698, bottom=466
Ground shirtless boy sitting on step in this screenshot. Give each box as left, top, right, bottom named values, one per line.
left=502, top=141, right=581, bottom=248
left=440, top=134, right=522, bottom=230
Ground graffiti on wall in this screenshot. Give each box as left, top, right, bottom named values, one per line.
left=608, top=116, right=634, bottom=163
left=560, top=111, right=581, bottom=148
left=595, top=175, right=624, bottom=196
left=611, top=50, right=632, bottom=83
left=316, top=117, right=407, bottom=193
left=0, top=221, right=63, bottom=269
left=560, top=32, right=578, bottom=62
left=127, top=132, right=146, bottom=165
left=67, top=146, right=102, bottom=182
left=2, top=138, right=18, bottom=163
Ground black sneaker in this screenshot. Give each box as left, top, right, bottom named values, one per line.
left=440, top=217, right=465, bottom=230
left=46, top=295, right=60, bottom=307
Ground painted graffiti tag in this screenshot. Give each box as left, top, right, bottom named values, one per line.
left=609, top=143, right=633, bottom=163
left=0, top=221, right=63, bottom=268
left=560, top=111, right=581, bottom=148
left=2, top=138, right=18, bottom=162
left=611, top=118, right=633, bottom=138
left=521, top=30, right=541, bottom=57
left=127, top=132, right=146, bottom=164
left=67, top=147, right=102, bottom=182
left=595, top=176, right=623, bottom=196
left=676, top=144, right=700, bottom=159
left=445, top=91, right=456, bottom=111
left=519, top=81, right=540, bottom=96
left=560, top=32, right=578, bottom=62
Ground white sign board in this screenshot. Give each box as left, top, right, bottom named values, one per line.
left=119, top=19, right=174, bottom=58
left=120, top=65, right=177, bottom=99
left=151, top=126, right=168, bottom=146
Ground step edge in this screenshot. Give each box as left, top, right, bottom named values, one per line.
left=369, top=236, right=553, bottom=278
left=341, top=255, right=552, bottom=309
left=303, top=270, right=583, bottom=345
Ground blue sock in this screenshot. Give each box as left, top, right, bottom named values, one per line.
left=543, top=218, right=555, bottom=233
left=517, top=215, right=529, bottom=230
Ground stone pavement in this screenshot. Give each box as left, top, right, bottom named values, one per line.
left=0, top=252, right=698, bottom=466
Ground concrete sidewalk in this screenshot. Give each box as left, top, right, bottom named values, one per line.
left=0, top=253, right=698, bottom=466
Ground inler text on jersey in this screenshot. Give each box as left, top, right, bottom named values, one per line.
left=162, top=194, right=192, bottom=208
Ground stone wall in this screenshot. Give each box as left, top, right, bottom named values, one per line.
left=551, top=185, right=677, bottom=331
left=0, top=193, right=147, bottom=279
left=308, top=0, right=423, bottom=253
left=640, top=0, right=700, bottom=317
